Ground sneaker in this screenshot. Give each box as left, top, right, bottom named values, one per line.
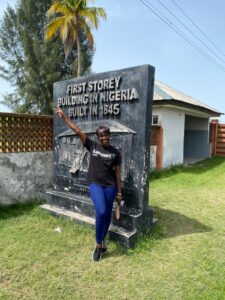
left=92, top=247, right=102, bottom=262
left=101, top=246, right=108, bottom=254
left=101, top=241, right=108, bottom=254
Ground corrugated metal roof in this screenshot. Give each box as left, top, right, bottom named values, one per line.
left=154, top=81, right=222, bottom=115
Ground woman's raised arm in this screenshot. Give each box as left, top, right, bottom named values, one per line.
left=55, top=106, right=87, bottom=144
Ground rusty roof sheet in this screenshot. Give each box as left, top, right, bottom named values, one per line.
left=154, top=81, right=222, bottom=115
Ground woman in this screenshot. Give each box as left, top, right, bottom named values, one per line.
left=55, top=106, right=122, bottom=262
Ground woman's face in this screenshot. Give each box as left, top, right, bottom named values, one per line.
left=98, top=130, right=110, bottom=146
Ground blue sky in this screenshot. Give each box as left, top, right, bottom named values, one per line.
left=1, top=0, right=225, bottom=121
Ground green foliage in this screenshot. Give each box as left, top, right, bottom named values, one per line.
left=0, top=0, right=94, bottom=114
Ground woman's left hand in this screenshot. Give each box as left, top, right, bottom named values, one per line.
left=116, top=193, right=122, bottom=205
left=115, top=193, right=122, bottom=220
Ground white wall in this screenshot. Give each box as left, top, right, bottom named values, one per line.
left=152, top=107, right=185, bottom=168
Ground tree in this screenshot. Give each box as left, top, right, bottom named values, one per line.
left=45, top=0, right=106, bottom=77
left=0, top=0, right=94, bottom=114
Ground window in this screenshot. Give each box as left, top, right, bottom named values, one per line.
left=152, top=115, right=159, bottom=125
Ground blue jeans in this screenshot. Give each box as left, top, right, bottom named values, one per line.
left=89, top=183, right=117, bottom=244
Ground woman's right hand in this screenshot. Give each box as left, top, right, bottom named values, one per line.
left=55, top=106, right=65, bottom=118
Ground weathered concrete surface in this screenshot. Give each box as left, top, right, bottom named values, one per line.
left=0, top=152, right=53, bottom=205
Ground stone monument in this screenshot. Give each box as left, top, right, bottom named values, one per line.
left=43, top=64, right=156, bottom=247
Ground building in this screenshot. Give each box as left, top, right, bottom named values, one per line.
left=151, top=81, right=222, bottom=169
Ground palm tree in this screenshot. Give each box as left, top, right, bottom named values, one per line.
left=45, top=0, right=106, bottom=77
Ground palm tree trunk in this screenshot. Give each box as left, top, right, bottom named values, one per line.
left=76, top=30, right=82, bottom=77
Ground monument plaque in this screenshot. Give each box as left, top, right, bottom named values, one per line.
left=45, top=65, right=155, bottom=247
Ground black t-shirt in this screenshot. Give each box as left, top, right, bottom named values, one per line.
left=84, top=137, right=122, bottom=186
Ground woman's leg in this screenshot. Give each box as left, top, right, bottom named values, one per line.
left=102, top=186, right=117, bottom=241
left=89, top=183, right=107, bottom=245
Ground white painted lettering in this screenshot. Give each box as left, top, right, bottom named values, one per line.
left=115, top=77, right=121, bottom=89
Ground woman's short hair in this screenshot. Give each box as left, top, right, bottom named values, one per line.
left=96, top=125, right=110, bottom=137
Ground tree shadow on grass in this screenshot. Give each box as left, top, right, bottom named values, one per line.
left=0, top=200, right=44, bottom=220
left=150, top=156, right=225, bottom=181
left=152, top=206, right=212, bottom=238
left=102, top=206, right=214, bottom=257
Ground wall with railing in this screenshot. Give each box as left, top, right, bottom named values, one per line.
left=0, top=112, right=53, bottom=205
left=0, top=112, right=53, bottom=153
left=0, top=112, right=162, bottom=204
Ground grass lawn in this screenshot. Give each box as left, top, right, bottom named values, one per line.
left=1, top=157, right=225, bottom=300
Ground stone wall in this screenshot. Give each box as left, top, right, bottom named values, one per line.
left=0, top=152, right=53, bottom=205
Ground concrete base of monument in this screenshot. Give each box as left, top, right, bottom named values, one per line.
left=41, top=203, right=138, bottom=247
left=43, top=189, right=157, bottom=248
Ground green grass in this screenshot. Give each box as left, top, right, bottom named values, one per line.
left=1, top=157, right=225, bottom=299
